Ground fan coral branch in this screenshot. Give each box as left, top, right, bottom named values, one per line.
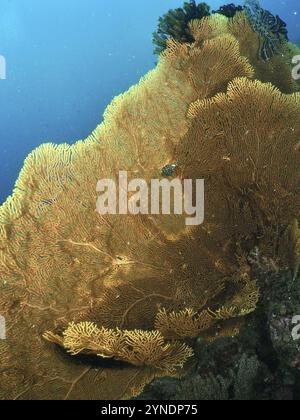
left=155, top=308, right=215, bottom=339
left=209, top=281, right=259, bottom=320
left=44, top=323, right=194, bottom=374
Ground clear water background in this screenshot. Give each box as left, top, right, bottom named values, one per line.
left=0, top=0, right=299, bottom=204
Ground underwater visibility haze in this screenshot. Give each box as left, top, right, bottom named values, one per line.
left=0, top=0, right=300, bottom=402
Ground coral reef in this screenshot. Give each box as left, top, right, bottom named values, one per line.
left=153, top=1, right=299, bottom=94
left=138, top=266, right=300, bottom=401
left=173, top=353, right=260, bottom=400
left=0, top=11, right=300, bottom=400
left=137, top=342, right=262, bottom=400
left=153, top=0, right=291, bottom=66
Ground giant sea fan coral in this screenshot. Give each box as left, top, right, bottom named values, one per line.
left=0, top=14, right=300, bottom=400
left=189, top=12, right=299, bottom=93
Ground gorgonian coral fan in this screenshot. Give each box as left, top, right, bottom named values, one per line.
left=153, top=1, right=245, bottom=55
left=228, top=12, right=299, bottom=93
left=154, top=1, right=290, bottom=65
left=0, top=13, right=300, bottom=400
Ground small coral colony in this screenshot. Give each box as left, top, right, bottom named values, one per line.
left=0, top=1, right=300, bottom=400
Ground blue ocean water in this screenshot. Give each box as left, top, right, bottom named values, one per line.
left=0, top=0, right=299, bottom=205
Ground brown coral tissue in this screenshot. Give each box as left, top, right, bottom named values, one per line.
left=0, top=13, right=300, bottom=400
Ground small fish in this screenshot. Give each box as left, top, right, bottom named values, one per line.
left=161, top=163, right=178, bottom=177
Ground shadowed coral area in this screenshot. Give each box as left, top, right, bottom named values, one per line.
left=44, top=323, right=193, bottom=374
left=244, top=0, right=288, bottom=62
left=228, top=12, right=300, bottom=93
left=0, top=13, right=300, bottom=400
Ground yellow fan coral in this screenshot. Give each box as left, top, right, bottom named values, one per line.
left=44, top=323, right=193, bottom=374
left=188, top=12, right=299, bottom=94
left=178, top=77, right=300, bottom=259
left=228, top=12, right=300, bottom=93
left=155, top=278, right=259, bottom=340
left=0, top=14, right=300, bottom=400
left=155, top=308, right=215, bottom=339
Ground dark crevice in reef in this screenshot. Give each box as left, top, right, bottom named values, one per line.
left=54, top=345, right=132, bottom=370
left=136, top=268, right=300, bottom=400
